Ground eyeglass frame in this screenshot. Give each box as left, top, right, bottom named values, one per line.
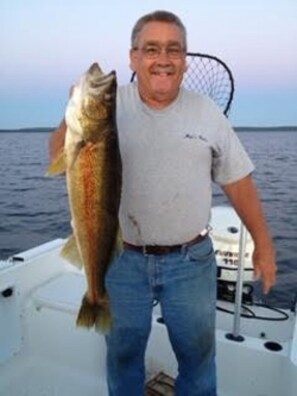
left=132, top=43, right=186, bottom=59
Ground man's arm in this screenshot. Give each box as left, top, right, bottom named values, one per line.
left=222, top=174, right=277, bottom=294
left=49, top=119, right=67, bottom=163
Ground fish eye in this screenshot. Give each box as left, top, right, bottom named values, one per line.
left=104, top=93, right=112, bottom=100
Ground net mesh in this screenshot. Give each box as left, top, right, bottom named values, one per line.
left=183, top=53, right=234, bottom=116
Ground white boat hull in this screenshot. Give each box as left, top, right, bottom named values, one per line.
left=1, top=225, right=297, bottom=395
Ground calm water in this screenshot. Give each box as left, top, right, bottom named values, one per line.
left=0, top=130, right=296, bottom=308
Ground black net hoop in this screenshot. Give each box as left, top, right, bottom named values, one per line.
left=130, top=52, right=234, bottom=116
left=184, top=53, right=234, bottom=116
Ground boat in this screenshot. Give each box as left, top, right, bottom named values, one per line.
left=0, top=205, right=296, bottom=396
left=2, top=53, right=296, bottom=395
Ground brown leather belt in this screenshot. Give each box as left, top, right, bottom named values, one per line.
left=123, top=233, right=208, bottom=255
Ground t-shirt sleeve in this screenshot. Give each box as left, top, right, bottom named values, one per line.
left=211, top=116, right=255, bottom=186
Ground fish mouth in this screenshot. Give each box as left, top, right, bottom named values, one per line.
left=88, top=62, right=103, bottom=75
left=87, top=63, right=116, bottom=91
left=79, top=64, right=116, bottom=123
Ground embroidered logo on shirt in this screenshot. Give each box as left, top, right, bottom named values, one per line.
left=184, top=133, right=208, bottom=143
left=184, top=133, right=196, bottom=139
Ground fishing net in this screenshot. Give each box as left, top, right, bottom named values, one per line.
left=183, top=53, right=234, bottom=116
left=130, top=52, right=234, bottom=116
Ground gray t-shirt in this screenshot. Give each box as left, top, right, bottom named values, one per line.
left=117, top=82, right=254, bottom=245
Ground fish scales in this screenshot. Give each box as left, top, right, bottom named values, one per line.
left=69, top=143, right=116, bottom=300
left=48, top=63, right=121, bottom=332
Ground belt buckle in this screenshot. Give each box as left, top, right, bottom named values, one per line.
left=143, top=245, right=162, bottom=255
left=142, top=245, right=149, bottom=255
left=143, top=245, right=155, bottom=255
left=142, top=245, right=171, bottom=255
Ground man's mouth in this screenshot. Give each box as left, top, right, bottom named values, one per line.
left=151, top=70, right=174, bottom=76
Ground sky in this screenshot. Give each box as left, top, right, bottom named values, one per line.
left=0, top=0, right=296, bottom=129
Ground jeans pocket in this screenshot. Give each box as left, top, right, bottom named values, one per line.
left=186, top=237, right=215, bottom=263
left=106, top=250, right=125, bottom=281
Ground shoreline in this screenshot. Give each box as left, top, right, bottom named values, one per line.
left=0, top=126, right=297, bottom=133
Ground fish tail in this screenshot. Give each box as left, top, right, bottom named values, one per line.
left=76, top=295, right=112, bottom=334
left=95, top=304, right=112, bottom=334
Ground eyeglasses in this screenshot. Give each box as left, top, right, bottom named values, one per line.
left=133, top=44, right=186, bottom=59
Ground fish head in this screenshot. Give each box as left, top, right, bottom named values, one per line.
left=65, top=63, right=117, bottom=142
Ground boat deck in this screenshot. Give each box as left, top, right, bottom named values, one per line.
left=1, top=355, right=231, bottom=396
left=1, top=239, right=297, bottom=396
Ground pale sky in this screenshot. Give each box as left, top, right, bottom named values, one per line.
left=1, top=0, right=296, bottom=128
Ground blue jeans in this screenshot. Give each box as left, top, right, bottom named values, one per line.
left=105, top=236, right=217, bottom=396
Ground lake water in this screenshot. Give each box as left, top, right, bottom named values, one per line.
left=0, top=130, right=296, bottom=308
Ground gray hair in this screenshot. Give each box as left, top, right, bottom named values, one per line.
left=131, top=10, right=187, bottom=50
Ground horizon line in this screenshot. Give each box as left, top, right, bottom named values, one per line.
left=1, top=125, right=297, bottom=132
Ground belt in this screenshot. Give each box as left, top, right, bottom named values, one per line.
left=123, top=232, right=208, bottom=256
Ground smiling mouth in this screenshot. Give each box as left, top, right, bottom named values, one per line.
left=152, top=71, right=174, bottom=76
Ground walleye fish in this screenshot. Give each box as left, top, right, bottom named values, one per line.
left=48, top=63, right=121, bottom=333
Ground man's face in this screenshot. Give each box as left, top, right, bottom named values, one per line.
left=130, top=21, right=187, bottom=109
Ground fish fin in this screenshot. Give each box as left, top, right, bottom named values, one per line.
left=95, top=304, right=112, bottom=334
left=46, top=150, right=66, bottom=176
left=68, top=141, right=86, bottom=171
left=113, top=228, right=123, bottom=257
left=76, top=295, right=112, bottom=334
left=60, top=234, right=83, bottom=269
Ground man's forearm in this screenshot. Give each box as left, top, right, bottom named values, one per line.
left=222, top=174, right=276, bottom=294
left=222, top=174, right=272, bottom=246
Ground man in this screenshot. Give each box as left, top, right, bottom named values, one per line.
left=49, top=10, right=276, bottom=396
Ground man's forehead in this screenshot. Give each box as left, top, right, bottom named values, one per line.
left=138, top=22, right=183, bottom=40
left=142, top=39, right=183, bottom=46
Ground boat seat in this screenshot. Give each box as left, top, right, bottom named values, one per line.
left=32, top=272, right=86, bottom=314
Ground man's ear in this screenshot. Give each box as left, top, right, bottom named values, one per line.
left=129, top=62, right=135, bottom=72
left=129, top=48, right=137, bottom=72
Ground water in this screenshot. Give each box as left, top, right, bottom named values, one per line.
left=0, top=132, right=71, bottom=258
left=0, top=130, right=296, bottom=308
